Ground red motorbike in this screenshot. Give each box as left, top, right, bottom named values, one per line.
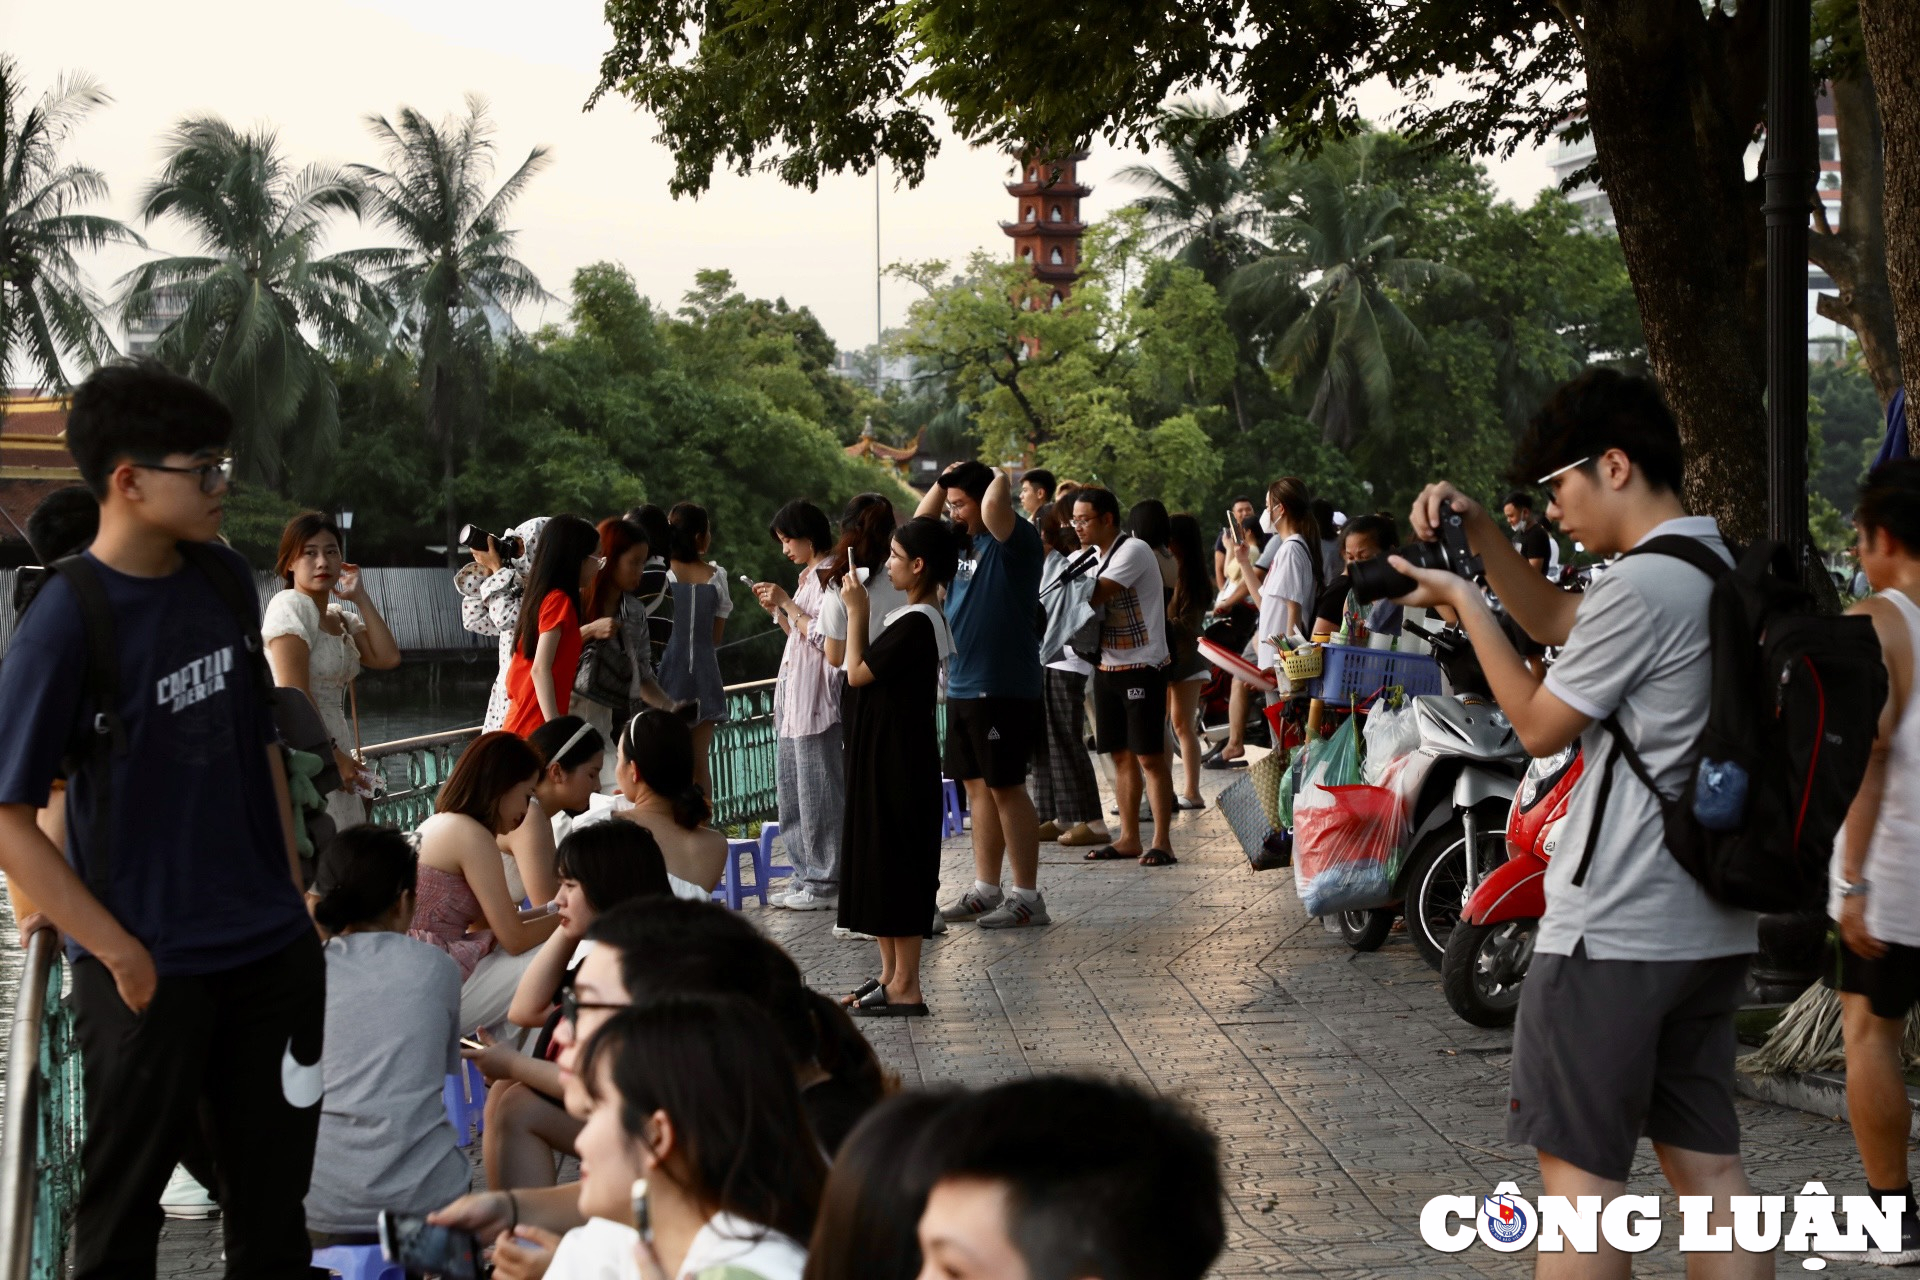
left=1439, top=742, right=1583, bottom=1027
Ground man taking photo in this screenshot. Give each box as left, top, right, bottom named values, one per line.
left=1390, top=368, right=1765, bottom=1280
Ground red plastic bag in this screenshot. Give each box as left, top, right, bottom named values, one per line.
left=1293, top=756, right=1413, bottom=915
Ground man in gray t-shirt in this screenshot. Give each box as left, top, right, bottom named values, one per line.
left=1392, top=369, right=1768, bottom=1276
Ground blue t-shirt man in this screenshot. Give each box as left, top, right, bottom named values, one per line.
left=0, top=545, right=310, bottom=975
left=945, top=518, right=1045, bottom=701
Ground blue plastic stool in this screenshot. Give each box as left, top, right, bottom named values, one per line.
left=442, top=1058, right=486, bottom=1147
left=941, top=778, right=967, bottom=839
left=758, top=822, right=794, bottom=887
left=313, top=1244, right=402, bottom=1280
left=714, top=838, right=770, bottom=909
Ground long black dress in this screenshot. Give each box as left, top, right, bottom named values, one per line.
left=837, top=609, right=944, bottom=939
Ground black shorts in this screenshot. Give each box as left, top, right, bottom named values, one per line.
left=1092, top=666, right=1170, bottom=757
left=943, top=696, right=1041, bottom=789
left=1506, top=944, right=1749, bottom=1182
left=1825, top=932, right=1920, bottom=1021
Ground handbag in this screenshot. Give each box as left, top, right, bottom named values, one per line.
left=575, top=635, right=635, bottom=709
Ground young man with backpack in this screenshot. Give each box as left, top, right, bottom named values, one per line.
left=1830, top=460, right=1920, bottom=1265
left=0, top=363, right=322, bottom=1278
left=1392, top=369, right=1781, bottom=1277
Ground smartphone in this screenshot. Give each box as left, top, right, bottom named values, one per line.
left=378, top=1211, right=482, bottom=1280
left=631, top=1177, right=651, bottom=1240
left=459, top=1036, right=485, bottom=1052
left=1225, top=508, right=1240, bottom=537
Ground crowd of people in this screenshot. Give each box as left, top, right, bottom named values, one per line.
left=11, top=354, right=1920, bottom=1279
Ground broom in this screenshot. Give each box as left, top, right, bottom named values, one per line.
left=1741, top=982, right=1920, bottom=1075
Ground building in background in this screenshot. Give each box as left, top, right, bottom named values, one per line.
left=1004, top=152, right=1091, bottom=309
left=1548, top=97, right=1847, bottom=359
left=0, top=393, right=84, bottom=554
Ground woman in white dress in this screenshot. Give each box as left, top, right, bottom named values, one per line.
left=263, top=512, right=402, bottom=830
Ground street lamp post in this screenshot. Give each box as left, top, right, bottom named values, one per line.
left=337, top=509, right=355, bottom=562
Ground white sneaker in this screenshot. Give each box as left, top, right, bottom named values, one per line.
left=767, top=888, right=792, bottom=908
left=978, top=892, right=1051, bottom=929
left=832, top=924, right=876, bottom=940
left=782, top=886, right=838, bottom=911
left=160, top=1165, right=218, bottom=1219
left=931, top=910, right=949, bottom=936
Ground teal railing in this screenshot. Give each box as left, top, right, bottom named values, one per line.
left=0, top=925, right=84, bottom=1280
left=365, top=728, right=482, bottom=830
left=709, top=679, right=779, bottom=829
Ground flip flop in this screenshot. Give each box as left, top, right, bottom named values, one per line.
left=840, top=978, right=882, bottom=1007
left=1139, top=848, right=1179, bottom=867
left=1177, top=796, right=1207, bottom=811
left=1082, top=845, right=1135, bottom=861
left=852, top=986, right=929, bottom=1018
left=1203, top=756, right=1248, bottom=770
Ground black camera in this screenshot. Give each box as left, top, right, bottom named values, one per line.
left=1349, top=501, right=1484, bottom=603
left=459, top=523, right=524, bottom=561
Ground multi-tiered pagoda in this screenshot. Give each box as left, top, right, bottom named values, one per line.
left=1002, top=151, right=1091, bottom=307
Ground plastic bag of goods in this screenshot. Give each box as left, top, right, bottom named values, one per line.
left=1362, top=702, right=1421, bottom=785
left=1294, top=741, right=1409, bottom=916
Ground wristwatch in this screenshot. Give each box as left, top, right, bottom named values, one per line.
left=1841, top=880, right=1871, bottom=898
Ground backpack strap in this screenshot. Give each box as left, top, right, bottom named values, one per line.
left=175, top=541, right=274, bottom=700
left=1569, top=715, right=1686, bottom=889
left=1621, top=535, right=1734, bottom=582
left=49, top=556, right=125, bottom=898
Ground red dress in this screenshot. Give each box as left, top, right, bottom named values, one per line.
left=503, top=591, right=581, bottom=736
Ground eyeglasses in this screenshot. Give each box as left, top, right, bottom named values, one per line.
left=1069, top=515, right=1096, bottom=527
left=1536, top=456, right=1592, bottom=488
left=133, top=457, right=233, bottom=495
left=559, top=986, right=625, bottom=1028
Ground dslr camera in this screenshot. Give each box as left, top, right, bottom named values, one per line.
left=459, top=523, right=524, bottom=561
left=1349, top=501, right=1484, bottom=603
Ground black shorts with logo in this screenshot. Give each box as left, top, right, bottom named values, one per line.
left=1092, top=665, right=1170, bottom=757
left=943, top=696, right=1041, bottom=789
left=1826, top=931, right=1920, bottom=1021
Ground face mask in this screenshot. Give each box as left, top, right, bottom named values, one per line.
left=1260, top=509, right=1277, bottom=536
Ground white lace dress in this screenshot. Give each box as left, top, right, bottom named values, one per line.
left=263, top=589, right=367, bottom=830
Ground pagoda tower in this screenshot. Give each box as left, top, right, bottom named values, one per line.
left=1003, top=151, right=1091, bottom=307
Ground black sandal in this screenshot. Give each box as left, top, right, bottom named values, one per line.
left=1082, top=845, right=1134, bottom=861
left=841, top=978, right=882, bottom=1007
left=852, top=986, right=929, bottom=1017
left=1139, top=847, right=1179, bottom=867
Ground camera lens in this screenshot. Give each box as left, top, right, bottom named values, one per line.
left=1348, top=556, right=1416, bottom=604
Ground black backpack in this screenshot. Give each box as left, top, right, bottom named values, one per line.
left=43, top=542, right=277, bottom=896
left=1570, top=536, right=1886, bottom=913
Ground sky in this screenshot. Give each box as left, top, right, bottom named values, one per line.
left=5, top=0, right=1561, bottom=354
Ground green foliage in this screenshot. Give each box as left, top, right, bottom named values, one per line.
left=1809, top=359, right=1884, bottom=519
left=120, top=117, right=390, bottom=487
left=0, top=57, right=142, bottom=390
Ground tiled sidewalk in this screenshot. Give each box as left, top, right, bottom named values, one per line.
left=155, top=778, right=1875, bottom=1276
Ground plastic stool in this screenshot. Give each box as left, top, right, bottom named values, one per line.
left=442, top=1058, right=486, bottom=1147
left=313, top=1244, right=402, bottom=1280
left=757, top=822, right=794, bottom=887
left=713, top=838, right=771, bottom=909
left=941, top=778, right=967, bottom=839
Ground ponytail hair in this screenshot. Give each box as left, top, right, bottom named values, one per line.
left=1266, top=477, right=1324, bottom=596
left=891, top=515, right=963, bottom=590
left=820, top=493, right=897, bottom=589
left=667, top=502, right=711, bottom=563
left=312, top=825, right=417, bottom=934
left=620, top=706, right=711, bottom=829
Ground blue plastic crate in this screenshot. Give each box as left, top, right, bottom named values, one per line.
left=1308, top=643, right=1444, bottom=705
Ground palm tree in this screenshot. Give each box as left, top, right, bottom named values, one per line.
left=1116, top=98, right=1268, bottom=291
left=1234, top=133, right=1459, bottom=450
left=0, top=58, right=143, bottom=392
left=121, top=118, right=389, bottom=486
left=351, top=96, right=550, bottom=560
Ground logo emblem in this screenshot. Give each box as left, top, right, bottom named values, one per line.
left=1483, top=1192, right=1529, bottom=1246
left=987, top=728, right=1001, bottom=741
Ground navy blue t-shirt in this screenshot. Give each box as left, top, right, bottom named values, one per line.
left=0, top=546, right=310, bottom=976
left=944, top=519, right=1043, bottom=701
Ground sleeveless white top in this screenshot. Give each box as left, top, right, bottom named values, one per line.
left=1829, top=589, right=1920, bottom=945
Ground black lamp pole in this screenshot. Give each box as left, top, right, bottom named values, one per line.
left=1764, top=0, right=1813, bottom=563
left=1753, top=0, right=1825, bottom=1004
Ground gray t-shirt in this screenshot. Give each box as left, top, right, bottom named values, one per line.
left=1536, top=517, right=1758, bottom=961
left=305, top=932, right=472, bottom=1235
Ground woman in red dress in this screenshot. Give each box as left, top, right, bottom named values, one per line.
left=503, top=515, right=603, bottom=737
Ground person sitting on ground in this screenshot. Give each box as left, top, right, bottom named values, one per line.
left=503, top=515, right=605, bottom=738
left=917, top=1076, right=1224, bottom=1280
left=1030, top=501, right=1108, bottom=849
left=467, top=822, right=672, bottom=1191
left=534, top=998, right=824, bottom=1280
left=1017, top=468, right=1055, bottom=517
left=411, top=731, right=562, bottom=1029
left=263, top=511, right=402, bottom=829
left=1311, top=514, right=1405, bottom=641
left=607, top=707, right=728, bottom=894
left=802, top=1090, right=958, bottom=1280
left=304, top=825, right=470, bottom=1246
left=499, top=716, right=606, bottom=905
left=1828, top=459, right=1920, bottom=1264
left=658, top=502, right=733, bottom=796
left=431, top=897, right=889, bottom=1266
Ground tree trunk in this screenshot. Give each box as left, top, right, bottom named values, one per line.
left=1807, top=72, right=1904, bottom=403
left=1576, top=0, right=1773, bottom=545
left=1858, top=0, right=1920, bottom=451
left=432, top=363, right=458, bottom=569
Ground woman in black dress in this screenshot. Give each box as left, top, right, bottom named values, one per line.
left=837, top=516, right=959, bottom=1018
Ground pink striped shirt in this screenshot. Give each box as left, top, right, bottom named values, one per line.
left=776, top=557, right=841, bottom=738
